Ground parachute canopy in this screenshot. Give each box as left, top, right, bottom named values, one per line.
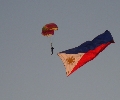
left=57, top=30, right=114, bottom=77
left=41, top=23, right=58, bottom=37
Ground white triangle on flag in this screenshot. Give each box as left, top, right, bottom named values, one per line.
left=57, top=53, right=85, bottom=76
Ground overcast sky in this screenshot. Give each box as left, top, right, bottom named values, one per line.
left=0, top=0, right=120, bottom=100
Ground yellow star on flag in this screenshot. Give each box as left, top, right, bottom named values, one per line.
left=57, top=53, right=85, bottom=76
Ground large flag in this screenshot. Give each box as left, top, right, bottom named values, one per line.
left=57, top=30, right=114, bottom=76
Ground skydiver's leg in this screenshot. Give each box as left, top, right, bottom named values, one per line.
left=51, top=51, right=53, bottom=55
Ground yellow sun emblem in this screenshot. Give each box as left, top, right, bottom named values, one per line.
left=66, top=56, right=75, bottom=65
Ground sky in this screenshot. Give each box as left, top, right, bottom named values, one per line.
left=0, top=0, right=120, bottom=100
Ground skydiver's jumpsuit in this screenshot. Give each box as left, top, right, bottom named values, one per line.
left=51, top=43, right=54, bottom=55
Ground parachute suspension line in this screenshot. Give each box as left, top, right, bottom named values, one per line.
left=51, top=43, right=52, bottom=48
left=49, top=36, right=54, bottom=47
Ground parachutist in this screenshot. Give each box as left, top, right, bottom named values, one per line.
left=51, top=43, right=54, bottom=55
left=51, top=46, right=54, bottom=55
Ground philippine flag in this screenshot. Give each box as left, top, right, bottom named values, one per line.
left=57, top=30, right=114, bottom=76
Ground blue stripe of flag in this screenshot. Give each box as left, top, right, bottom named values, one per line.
left=60, top=30, right=114, bottom=54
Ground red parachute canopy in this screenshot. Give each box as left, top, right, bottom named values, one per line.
left=41, top=23, right=58, bottom=37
